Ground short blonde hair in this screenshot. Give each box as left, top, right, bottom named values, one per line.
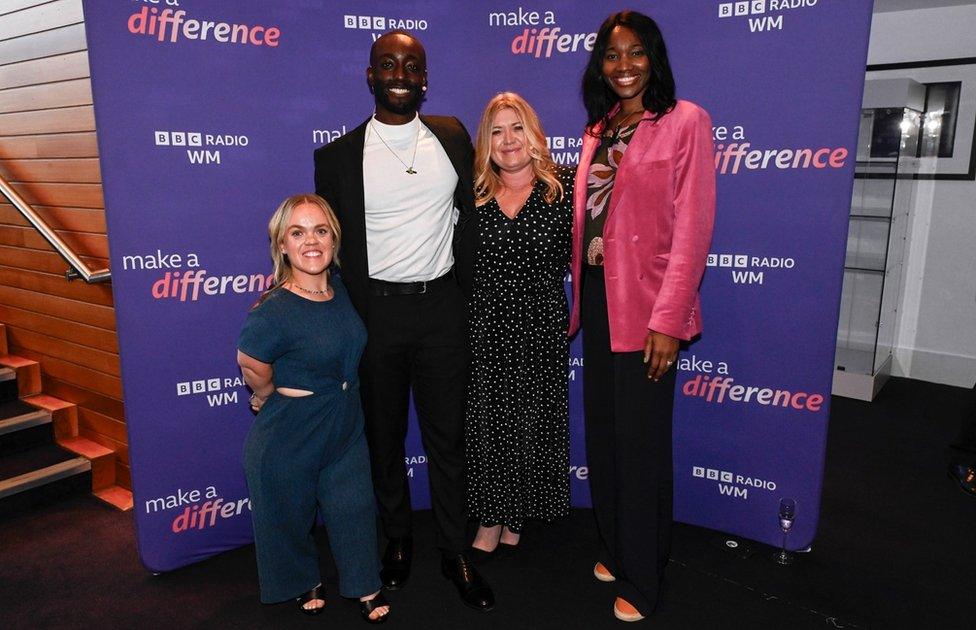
left=266, top=193, right=341, bottom=288
left=474, top=92, right=564, bottom=206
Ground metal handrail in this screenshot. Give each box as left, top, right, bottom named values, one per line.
left=0, top=174, right=110, bottom=284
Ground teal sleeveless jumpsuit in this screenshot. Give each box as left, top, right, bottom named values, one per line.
left=238, top=277, right=380, bottom=603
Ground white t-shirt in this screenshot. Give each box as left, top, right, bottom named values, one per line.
left=362, top=114, right=458, bottom=282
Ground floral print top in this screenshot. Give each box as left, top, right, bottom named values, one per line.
left=584, top=122, right=638, bottom=266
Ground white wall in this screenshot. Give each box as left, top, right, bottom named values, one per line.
left=866, top=5, right=976, bottom=387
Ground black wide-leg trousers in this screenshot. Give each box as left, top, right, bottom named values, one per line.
left=950, top=384, right=976, bottom=465
left=581, top=265, right=675, bottom=616
left=360, top=280, right=469, bottom=555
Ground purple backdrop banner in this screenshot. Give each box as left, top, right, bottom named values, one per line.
left=83, top=0, right=873, bottom=571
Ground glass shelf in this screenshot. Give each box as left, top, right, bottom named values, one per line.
left=844, top=266, right=886, bottom=274
left=834, top=101, right=921, bottom=401
left=850, top=214, right=893, bottom=221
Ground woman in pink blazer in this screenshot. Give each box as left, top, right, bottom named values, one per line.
left=570, top=11, right=715, bottom=622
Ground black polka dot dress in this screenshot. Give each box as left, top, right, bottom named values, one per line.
left=466, top=166, right=574, bottom=533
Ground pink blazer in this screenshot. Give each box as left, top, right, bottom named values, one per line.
left=568, top=100, right=716, bottom=351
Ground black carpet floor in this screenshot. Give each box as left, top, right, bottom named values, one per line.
left=1, top=377, right=974, bottom=629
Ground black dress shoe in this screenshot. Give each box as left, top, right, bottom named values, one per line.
left=948, top=463, right=976, bottom=497
left=380, top=536, right=412, bottom=589
left=441, top=553, right=495, bottom=611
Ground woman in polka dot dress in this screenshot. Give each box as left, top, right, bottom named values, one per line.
left=466, top=92, right=574, bottom=555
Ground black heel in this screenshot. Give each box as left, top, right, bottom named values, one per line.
left=359, top=591, right=390, bottom=624
left=296, top=584, right=325, bottom=616
left=469, top=546, right=496, bottom=564
left=496, top=541, right=518, bottom=558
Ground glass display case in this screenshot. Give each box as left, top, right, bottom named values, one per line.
left=833, top=79, right=923, bottom=401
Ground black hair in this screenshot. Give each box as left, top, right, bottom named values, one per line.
left=581, top=11, right=677, bottom=133
left=369, top=29, right=425, bottom=66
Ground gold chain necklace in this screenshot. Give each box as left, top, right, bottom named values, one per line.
left=291, top=282, right=331, bottom=296
left=608, top=110, right=644, bottom=143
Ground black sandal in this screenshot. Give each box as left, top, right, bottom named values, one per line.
left=359, top=591, right=390, bottom=624
left=296, top=584, right=326, bottom=616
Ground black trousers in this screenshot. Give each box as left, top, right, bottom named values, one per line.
left=360, top=279, right=469, bottom=555
left=950, top=384, right=976, bottom=465
left=581, top=265, right=675, bottom=616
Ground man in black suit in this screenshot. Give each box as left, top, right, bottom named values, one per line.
left=313, top=31, right=491, bottom=611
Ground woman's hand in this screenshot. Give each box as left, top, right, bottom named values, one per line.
left=643, top=330, right=679, bottom=381
left=237, top=350, right=275, bottom=413
left=249, top=392, right=268, bottom=412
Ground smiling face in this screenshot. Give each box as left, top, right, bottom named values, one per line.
left=367, top=33, right=427, bottom=124
left=601, top=25, right=650, bottom=109
left=489, top=107, right=533, bottom=175
left=279, top=202, right=335, bottom=283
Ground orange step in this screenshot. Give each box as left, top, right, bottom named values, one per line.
left=0, top=354, right=41, bottom=397
left=94, top=485, right=133, bottom=511
left=25, top=393, right=78, bottom=440
left=0, top=346, right=131, bottom=510
left=58, top=435, right=114, bottom=490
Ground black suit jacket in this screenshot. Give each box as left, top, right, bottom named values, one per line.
left=313, top=114, right=477, bottom=319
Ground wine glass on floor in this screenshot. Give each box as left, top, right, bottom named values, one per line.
left=774, top=497, right=796, bottom=565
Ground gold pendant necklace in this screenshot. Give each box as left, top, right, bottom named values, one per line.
left=369, top=119, right=420, bottom=175
left=608, top=110, right=643, bottom=144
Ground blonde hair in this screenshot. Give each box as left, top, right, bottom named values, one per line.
left=474, top=92, right=564, bottom=206
left=263, top=194, right=341, bottom=298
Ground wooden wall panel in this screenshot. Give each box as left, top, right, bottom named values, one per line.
left=0, top=244, right=106, bottom=276
left=0, top=224, right=108, bottom=257
left=41, top=377, right=124, bottom=423
left=0, top=285, right=115, bottom=330
left=0, top=266, right=113, bottom=305
left=0, top=0, right=84, bottom=41
left=0, top=203, right=106, bottom=232
left=0, top=158, right=100, bottom=183
left=0, top=132, right=99, bottom=159
left=0, top=78, right=92, bottom=114
left=0, top=2, right=127, bottom=489
left=79, top=407, right=125, bottom=443
left=53, top=365, right=121, bottom=403
left=7, top=182, right=103, bottom=208
left=0, top=1, right=56, bottom=18
left=0, top=22, right=86, bottom=66
left=6, top=327, right=119, bottom=376
left=0, top=105, right=94, bottom=135
left=0, top=303, right=117, bottom=352
left=19, top=361, right=120, bottom=417
left=0, top=51, right=89, bottom=90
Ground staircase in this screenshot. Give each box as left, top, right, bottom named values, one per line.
left=0, top=323, right=131, bottom=513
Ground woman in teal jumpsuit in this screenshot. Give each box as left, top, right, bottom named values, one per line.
left=237, top=194, right=389, bottom=623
